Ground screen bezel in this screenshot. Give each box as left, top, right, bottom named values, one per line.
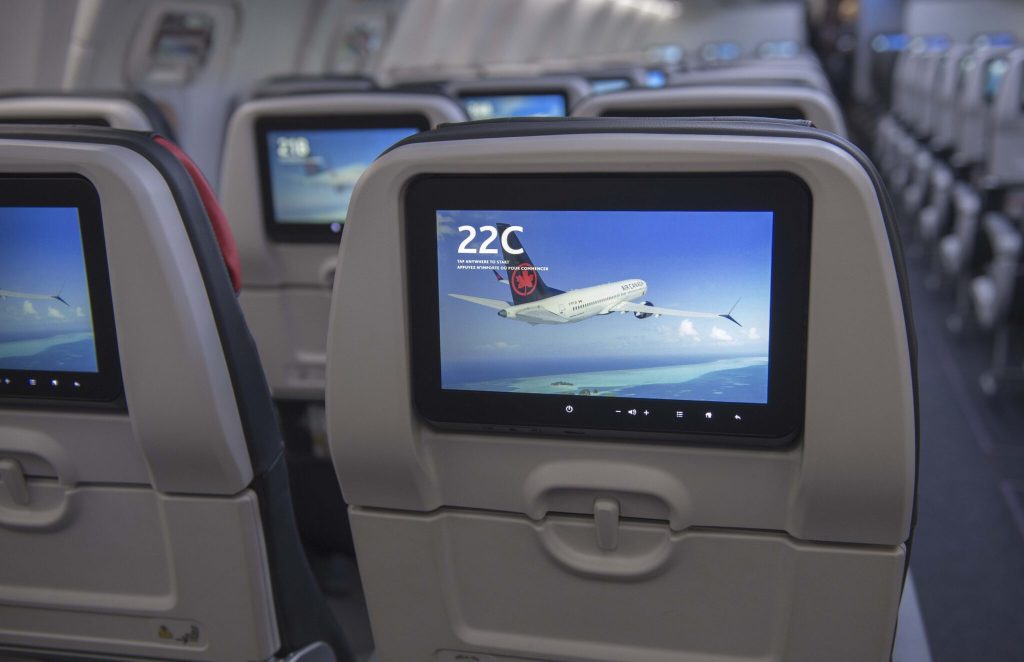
left=457, top=91, right=570, bottom=120
left=405, top=173, right=812, bottom=447
left=255, top=113, right=431, bottom=243
left=0, top=175, right=123, bottom=404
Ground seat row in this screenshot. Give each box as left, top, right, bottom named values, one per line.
left=874, top=40, right=1024, bottom=394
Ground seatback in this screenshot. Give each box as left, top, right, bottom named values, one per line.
left=572, top=84, right=848, bottom=136
left=0, top=126, right=349, bottom=661
left=668, top=64, right=832, bottom=95
left=902, top=50, right=931, bottom=134
left=955, top=46, right=1013, bottom=167
left=891, top=50, right=914, bottom=123
left=445, top=76, right=590, bottom=119
left=547, top=67, right=647, bottom=95
left=916, top=51, right=947, bottom=137
left=0, top=92, right=175, bottom=139
left=986, top=48, right=1024, bottom=186
left=250, top=75, right=377, bottom=99
left=219, top=92, right=467, bottom=400
left=327, top=118, right=917, bottom=662
left=931, top=46, right=973, bottom=152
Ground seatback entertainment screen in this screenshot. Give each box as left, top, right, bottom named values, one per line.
left=589, top=78, right=632, bottom=95
left=983, top=56, right=1008, bottom=104
left=0, top=207, right=96, bottom=371
left=438, top=211, right=770, bottom=404
left=406, top=174, right=811, bottom=446
left=256, top=114, right=429, bottom=241
left=0, top=177, right=122, bottom=402
left=461, top=93, right=568, bottom=120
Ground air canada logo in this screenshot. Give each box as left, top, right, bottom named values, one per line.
left=511, top=264, right=538, bottom=296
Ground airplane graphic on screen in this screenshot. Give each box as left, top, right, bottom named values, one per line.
left=449, top=223, right=742, bottom=327
left=0, top=288, right=69, bottom=306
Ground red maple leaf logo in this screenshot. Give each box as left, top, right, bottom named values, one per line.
left=511, top=264, right=538, bottom=296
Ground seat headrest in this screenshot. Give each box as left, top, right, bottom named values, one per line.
left=154, top=135, right=242, bottom=293
left=0, top=90, right=177, bottom=140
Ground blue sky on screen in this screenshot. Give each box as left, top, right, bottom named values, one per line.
left=436, top=209, right=773, bottom=368
left=0, top=206, right=98, bottom=372
left=0, top=206, right=93, bottom=337
left=462, top=94, right=567, bottom=119
left=268, top=126, right=420, bottom=224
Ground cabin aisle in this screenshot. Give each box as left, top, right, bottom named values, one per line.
left=905, top=258, right=1024, bottom=661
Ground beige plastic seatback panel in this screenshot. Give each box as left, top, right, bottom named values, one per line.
left=351, top=508, right=905, bottom=662
left=328, top=133, right=914, bottom=545
left=220, top=93, right=468, bottom=400
left=238, top=288, right=332, bottom=395
left=0, top=489, right=277, bottom=661
left=0, top=140, right=252, bottom=494
left=220, top=93, right=470, bottom=288
left=0, top=139, right=278, bottom=660
left=0, top=98, right=155, bottom=130
left=327, top=129, right=913, bottom=661
left=571, top=85, right=848, bottom=136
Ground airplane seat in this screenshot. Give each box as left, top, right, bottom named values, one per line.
left=985, top=48, right=1024, bottom=188
left=940, top=182, right=983, bottom=277
left=876, top=116, right=907, bottom=181
left=218, top=91, right=467, bottom=556
left=889, top=129, right=919, bottom=192
left=970, top=213, right=1024, bottom=394
left=0, top=125, right=352, bottom=661
left=571, top=84, right=848, bottom=137
left=970, top=213, right=1022, bottom=330
left=0, top=91, right=176, bottom=141
left=952, top=46, right=1013, bottom=173
left=905, top=51, right=943, bottom=140
left=918, top=162, right=956, bottom=255
left=940, top=47, right=1019, bottom=330
left=888, top=49, right=913, bottom=127
left=929, top=45, right=973, bottom=156
left=327, top=117, right=917, bottom=662
left=874, top=51, right=913, bottom=178
left=220, top=91, right=467, bottom=401
left=895, top=51, right=949, bottom=225
left=901, top=147, right=934, bottom=223
left=668, top=66, right=833, bottom=95
left=250, top=75, right=377, bottom=100
left=967, top=49, right=1024, bottom=391
left=916, top=47, right=975, bottom=262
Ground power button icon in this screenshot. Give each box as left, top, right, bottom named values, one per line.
left=564, top=405, right=574, bottom=414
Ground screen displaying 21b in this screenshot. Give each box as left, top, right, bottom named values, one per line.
left=435, top=209, right=773, bottom=405
left=266, top=126, right=421, bottom=228
left=461, top=94, right=568, bottom=120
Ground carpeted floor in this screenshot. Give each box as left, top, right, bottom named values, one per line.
left=902, top=252, right=1024, bottom=661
